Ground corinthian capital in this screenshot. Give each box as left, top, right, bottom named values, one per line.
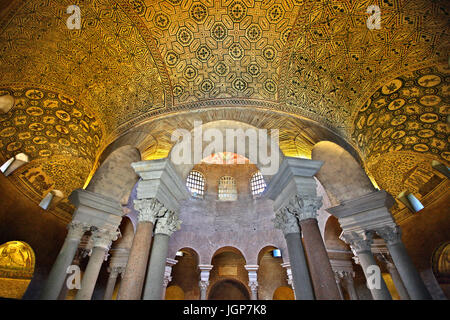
left=67, top=221, right=90, bottom=240
left=155, top=211, right=182, bottom=236
left=134, top=198, right=166, bottom=224
left=340, top=231, right=374, bottom=255
left=374, top=225, right=402, bottom=245
left=91, top=227, right=120, bottom=250
left=291, top=194, right=323, bottom=221
left=273, top=207, right=300, bottom=235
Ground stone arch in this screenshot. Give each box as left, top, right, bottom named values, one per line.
left=0, top=241, right=36, bottom=299
left=211, top=246, right=247, bottom=264
left=431, top=241, right=450, bottom=296
left=311, top=141, right=376, bottom=206
left=168, top=120, right=284, bottom=181
left=273, top=286, right=295, bottom=300
left=169, top=247, right=201, bottom=300
left=86, top=144, right=142, bottom=205
left=257, top=245, right=290, bottom=300
left=165, top=285, right=185, bottom=300
left=323, top=215, right=350, bottom=251
left=207, top=278, right=250, bottom=300
left=257, top=245, right=281, bottom=264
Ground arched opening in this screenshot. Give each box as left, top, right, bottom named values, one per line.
left=209, top=247, right=248, bottom=299
left=165, top=285, right=185, bottom=300
left=273, top=286, right=295, bottom=300
left=432, top=242, right=450, bottom=297
left=257, top=245, right=289, bottom=300
left=0, top=241, right=35, bottom=299
left=167, top=248, right=200, bottom=300
left=186, top=170, right=206, bottom=198
left=323, top=216, right=350, bottom=251
left=218, top=176, right=237, bottom=201
left=208, top=279, right=250, bottom=300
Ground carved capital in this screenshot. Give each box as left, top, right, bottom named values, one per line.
left=155, top=210, right=182, bottom=236
left=67, top=221, right=90, bottom=240
left=134, top=198, right=166, bottom=224
left=91, top=227, right=120, bottom=250
left=340, top=231, right=374, bottom=255
left=248, top=281, right=258, bottom=291
left=291, top=194, right=323, bottom=221
left=374, top=225, right=402, bottom=245
left=273, top=207, right=300, bottom=235
left=335, top=269, right=355, bottom=280
left=163, top=277, right=171, bottom=288
left=107, top=266, right=125, bottom=276
left=199, top=280, right=209, bottom=290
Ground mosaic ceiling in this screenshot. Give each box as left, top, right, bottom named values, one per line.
left=0, top=0, right=448, bottom=220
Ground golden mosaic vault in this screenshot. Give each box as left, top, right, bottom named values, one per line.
left=0, top=0, right=448, bottom=223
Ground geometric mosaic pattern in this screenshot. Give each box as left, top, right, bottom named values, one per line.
left=352, top=65, right=449, bottom=165
left=0, top=0, right=165, bottom=135
left=282, top=0, right=450, bottom=133
left=129, top=0, right=301, bottom=103
left=352, top=63, right=449, bottom=199
left=0, top=0, right=449, bottom=220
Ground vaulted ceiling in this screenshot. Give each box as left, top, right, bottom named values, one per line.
left=0, top=0, right=448, bottom=220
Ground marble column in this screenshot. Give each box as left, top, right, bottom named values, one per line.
left=162, top=258, right=178, bottom=299
left=118, top=199, right=164, bottom=300
left=340, top=231, right=392, bottom=300
left=334, top=272, right=345, bottom=300
left=142, top=210, right=182, bottom=300
left=294, top=195, right=341, bottom=300
left=40, top=221, right=90, bottom=300
left=281, top=262, right=295, bottom=298
left=198, top=265, right=213, bottom=300
left=341, top=271, right=359, bottom=300
left=104, top=266, right=124, bottom=300
left=386, top=260, right=410, bottom=300
left=375, top=225, right=432, bottom=300
left=57, top=236, right=92, bottom=300
left=245, top=265, right=259, bottom=300
left=75, top=228, right=119, bottom=300
left=273, top=208, right=314, bottom=300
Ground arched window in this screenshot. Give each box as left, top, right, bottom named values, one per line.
left=218, top=176, right=237, bottom=201
left=250, top=171, right=266, bottom=197
left=186, top=171, right=205, bottom=198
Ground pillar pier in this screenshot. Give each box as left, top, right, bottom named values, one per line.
left=327, top=190, right=431, bottom=300
left=341, top=271, right=358, bottom=300
left=281, top=262, right=295, bottom=298
left=104, top=266, right=124, bottom=300
left=117, top=199, right=164, bottom=299
left=334, top=272, right=345, bottom=300
left=245, top=265, right=259, bottom=300
left=198, top=265, right=213, bottom=300
left=119, top=158, right=188, bottom=300
left=294, top=195, right=341, bottom=300
left=273, top=208, right=314, bottom=300
left=75, top=228, right=120, bottom=300
left=385, top=259, right=410, bottom=300
left=142, top=210, right=182, bottom=300
left=340, top=231, right=392, bottom=300
left=162, top=258, right=178, bottom=299
left=266, top=157, right=341, bottom=300
left=372, top=241, right=410, bottom=300
left=40, top=221, right=90, bottom=300
left=375, top=225, right=432, bottom=300
left=330, top=256, right=357, bottom=300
